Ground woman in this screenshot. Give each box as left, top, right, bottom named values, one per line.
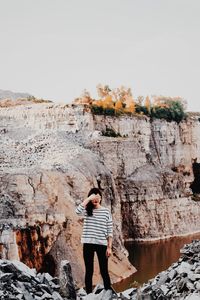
left=75, top=187, right=113, bottom=294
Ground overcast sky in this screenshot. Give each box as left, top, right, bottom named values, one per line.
left=0, top=0, right=200, bottom=111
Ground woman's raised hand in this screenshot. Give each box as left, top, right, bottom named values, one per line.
left=89, top=193, right=102, bottom=202
left=88, top=193, right=97, bottom=201
left=82, top=193, right=96, bottom=207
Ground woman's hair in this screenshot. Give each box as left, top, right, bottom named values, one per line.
left=86, top=187, right=102, bottom=216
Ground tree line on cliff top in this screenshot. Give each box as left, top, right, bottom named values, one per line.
left=74, top=84, right=187, bottom=123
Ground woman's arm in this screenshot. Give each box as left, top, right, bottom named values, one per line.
left=82, top=195, right=94, bottom=207
left=106, top=211, right=113, bottom=257
left=75, top=194, right=96, bottom=215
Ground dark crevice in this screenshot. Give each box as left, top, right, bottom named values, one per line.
left=39, top=253, right=56, bottom=276
left=190, top=158, right=200, bottom=196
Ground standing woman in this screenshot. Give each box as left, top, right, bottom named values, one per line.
left=75, top=187, right=113, bottom=294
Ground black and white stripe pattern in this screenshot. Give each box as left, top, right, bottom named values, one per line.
left=76, top=204, right=113, bottom=246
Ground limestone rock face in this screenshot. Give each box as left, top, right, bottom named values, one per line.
left=0, top=103, right=200, bottom=286
left=88, top=114, right=200, bottom=241
left=0, top=103, right=135, bottom=286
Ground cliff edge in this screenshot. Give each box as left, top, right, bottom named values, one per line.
left=0, top=103, right=200, bottom=286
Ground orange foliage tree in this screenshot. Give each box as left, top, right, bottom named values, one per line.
left=128, top=101, right=136, bottom=113
left=102, top=95, right=114, bottom=109
left=115, top=99, right=123, bottom=111
left=144, top=96, right=151, bottom=113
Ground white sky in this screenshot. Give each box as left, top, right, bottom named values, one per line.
left=0, top=0, right=200, bottom=111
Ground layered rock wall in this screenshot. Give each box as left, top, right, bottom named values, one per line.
left=0, top=103, right=135, bottom=285
left=0, top=103, right=200, bottom=285
left=89, top=114, right=200, bottom=240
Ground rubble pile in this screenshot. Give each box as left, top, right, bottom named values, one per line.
left=1, top=240, right=200, bottom=299
left=0, top=259, right=72, bottom=300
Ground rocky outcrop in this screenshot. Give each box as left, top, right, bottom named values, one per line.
left=0, top=259, right=64, bottom=300
left=0, top=103, right=200, bottom=287
left=119, top=166, right=200, bottom=240
left=88, top=115, right=200, bottom=241
left=0, top=103, right=135, bottom=286
left=0, top=89, right=32, bottom=101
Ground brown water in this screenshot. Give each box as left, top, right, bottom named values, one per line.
left=113, top=233, right=200, bottom=292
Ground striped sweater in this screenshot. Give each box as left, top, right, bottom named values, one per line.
left=75, top=204, right=113, bottom=246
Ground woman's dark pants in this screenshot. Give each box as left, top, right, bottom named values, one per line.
left=83, top=243, right=111, bottom=294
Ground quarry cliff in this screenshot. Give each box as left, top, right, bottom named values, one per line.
left=0, top=102, right=200, bottom=286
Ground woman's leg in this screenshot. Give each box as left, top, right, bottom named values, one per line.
left=95, top=245, right=111, bottom=290
left=83, top=243, right=95, bottom=294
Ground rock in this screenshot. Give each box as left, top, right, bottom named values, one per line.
left=16, top=295, right=24, bottom=300
left=51, top=277, right=60, bottom=285
left=14, top=260, right=36, bottom=277
left=184, top=293, right=200, bottom=300
left=176, top=278, right=188, bottom=293
left=40, top=283, right=53, bottom=294
left=78, top=286, right=118, bottom=300
left=101, top=289, right=113, bottom=300
left=194, top=266, right=200, bottom=274
left=188, top=272, right=199, bottom=282
left=120, top=292, right=130, bottom=299
left=23, top=290, right=35, bottom=300
left=194, top=281, right=200, bottom=291
left=40, top=292, right=53, bottom=299
left=177, top=262, right=192, bottom=275
left=59, top=260, right=76, bottom=300
left=160, top=284, right=169, bottom=295
left=0, top=259, right=64, bottom=299
left=0, top=272, right=14, bottom=281
left=93, top=283, right=104, bottom=294
left=49, top=281, right=60, bottom=290
left=44, top=272, right=54, bottom=282
left=168, top=269, right=177, bottom=280
left=77, top=287, right=87, bottom=297
left=120, top=288, right=134, bottom=300
left=186, top=281, right=195, bottom=291
left=85, top=290, right=105, bottom=300
left=52, top=291, right=64, bottom=300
